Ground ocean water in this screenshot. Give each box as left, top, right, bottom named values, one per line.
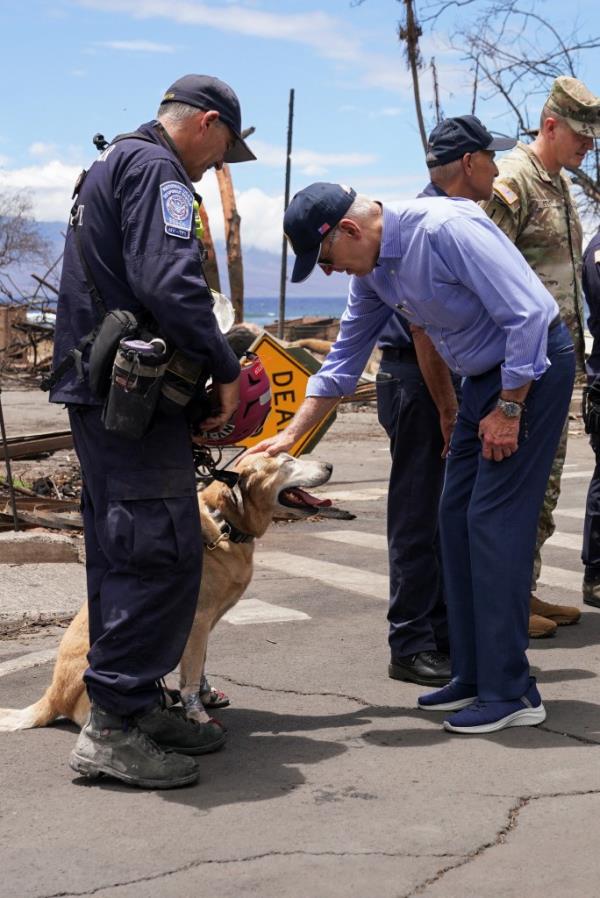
left=243, top=296, right=346, bottom=327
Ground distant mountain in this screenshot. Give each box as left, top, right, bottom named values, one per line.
left=1, top=221, right=350, bottom=302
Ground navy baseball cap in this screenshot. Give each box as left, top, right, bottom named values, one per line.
left=425, top=115, right=516, bottom=167
left=284, top=182, right=357, bottom=283
left=161, top=74, right=256, bottom=163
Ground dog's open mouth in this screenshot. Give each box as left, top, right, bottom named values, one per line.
left=278, top=486, right=332, bottom=510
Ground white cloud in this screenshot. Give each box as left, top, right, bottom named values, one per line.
left=76, top=0, right=360, bottom=62
left=249, top=139, right=377, bottom=176
left=0, top=160, right=82, bottom=222
left=191, top=174, right=284, bottom=253
left=29, top=142, right=58, bottom=158
left=94, top=39, right=176, bottom=53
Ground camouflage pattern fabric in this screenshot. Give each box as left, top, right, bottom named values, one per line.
left=482, top=142, right=585, bottom=374
left=531, top=415, right=569, bottom=591
left=545, top=76, right=600, bottom=139
left=482, top=141, right=583, bottom=592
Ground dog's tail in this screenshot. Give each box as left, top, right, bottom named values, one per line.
left=0, top=695, right=59, bottom=732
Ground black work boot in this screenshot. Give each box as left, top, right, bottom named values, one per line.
left=69, top=704, right=199, bottom=789
left=135, top=704, right=226, bottom=755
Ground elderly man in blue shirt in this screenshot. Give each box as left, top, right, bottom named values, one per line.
left=248, top=182, right=575, bottom=734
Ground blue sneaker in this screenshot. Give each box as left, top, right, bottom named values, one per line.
left=417, top=679, right=477, bottom=711
left=443, top=678, right=546, bottom=734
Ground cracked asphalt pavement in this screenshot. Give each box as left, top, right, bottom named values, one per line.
left=1, top=403, right=600, bottom=898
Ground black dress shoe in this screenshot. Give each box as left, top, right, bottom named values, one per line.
left=388, top=651, right=451, bottom=687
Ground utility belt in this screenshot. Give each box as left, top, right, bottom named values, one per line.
left=381, top=345, right=418, bottom=364
left=583, top=376, right=600, bottom=436
left=41, top=135, right=209, bottom=440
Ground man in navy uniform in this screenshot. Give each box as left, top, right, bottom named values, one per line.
left=581, top=227, right=600, bottom=606
left=247, top=181, right=574, bottom=734
left=378, top=116, right=515, bottom=688
left=49, top=75, right=255, bottom=788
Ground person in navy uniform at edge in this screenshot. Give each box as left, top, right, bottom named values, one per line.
left=246, top=181, right=574, bottom=735
left=50, top=75, right=255, bottom=788
left=581, top=228, right=600, bottom=607
left=377, top=116, right=516, bottom=688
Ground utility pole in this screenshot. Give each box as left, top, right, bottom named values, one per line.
left=278, top=88, right=295, bottom=340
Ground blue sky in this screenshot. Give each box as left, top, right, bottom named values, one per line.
left=1, top=0, right=598, bottom=260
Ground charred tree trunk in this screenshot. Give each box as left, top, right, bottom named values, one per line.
left=399, top=0, right=427, bottom=152
left=197, top=203, right=221, bottom=293
left=216, top=164, right=244, bottom=323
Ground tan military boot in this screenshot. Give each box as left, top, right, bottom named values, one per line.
left=528, top=613, right=557, bottom=639
left=530, top=594, right=581, bottom=625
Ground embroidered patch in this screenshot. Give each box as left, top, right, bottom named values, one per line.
left=493, top=182, right=519, bottom=207
left=160, top=181, right=194, bottom=239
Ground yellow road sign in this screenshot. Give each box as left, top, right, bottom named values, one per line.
left=237, top=332, right=337, bottom=455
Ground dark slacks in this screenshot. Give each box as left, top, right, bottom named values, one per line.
left=376, top=358, right=448, bottom=657
left=582, top=433, right=600, bottom=577
left=439, top=323, right=575, bottom=701
left=69, top=405, right=202, bottom=716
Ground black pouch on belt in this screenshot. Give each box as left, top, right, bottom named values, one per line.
left=583, top=377, right=600, bottom=435
left=88, top=309, right=140, bottom=398
left=102, top=338, right=169, bottom=439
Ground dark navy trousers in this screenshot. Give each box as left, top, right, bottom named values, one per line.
left=439, top=323, right=575, bottom=701
left=69, top=405, right=202, bottom=717
left=582, top=434, right=600, bottom=577
left=376, top=359, right=449, bottom=657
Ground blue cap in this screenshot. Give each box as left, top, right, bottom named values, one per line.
left=284, top=182, right=357, bottom=283
left=162, top=74, right=256, bottom=163
left=426, top=115, right=516, bottom=167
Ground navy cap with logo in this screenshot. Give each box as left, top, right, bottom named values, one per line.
left=161, top=74, right=256, bottom=163
left=425, top=115, right=516, bottom=168
left=284, top=182, right=357, bottom=283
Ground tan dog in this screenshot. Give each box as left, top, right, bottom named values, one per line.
left=0, top=452, right=332, bottom=731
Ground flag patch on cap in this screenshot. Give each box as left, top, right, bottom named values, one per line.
left=318, top=222, right=331, bottom=235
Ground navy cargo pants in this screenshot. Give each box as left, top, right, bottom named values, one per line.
left=376, top=354, right=449, bottom=658
left=582, top=433, right=600, bottom=578
left=69, top=405, right=202, bottom=717
left=440, top=322, right=575, bottom=701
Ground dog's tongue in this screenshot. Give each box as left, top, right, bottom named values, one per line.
left=284, top=487, right=332, bottom=507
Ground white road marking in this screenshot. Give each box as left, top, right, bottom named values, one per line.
left=315, top=487, right=388, bottom=503
left=0, top=648, right=57, bottom=679
left=318, top=530, right=387, bottom=551
left=555, top=507, right=585, bottom=520
left=256, top=550, right=388, bottom=600
left=538, top=566, right=582, bottom=592
left=223, top=598, right=310, bottom=625
left=546, top=532, right=583, bottom=551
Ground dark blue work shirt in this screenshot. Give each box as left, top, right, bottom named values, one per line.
left=377, top=180, right=447, bottom=351
left=50, top=120, right=240, bottom=405
left=584, top=229, right=600, bottom=377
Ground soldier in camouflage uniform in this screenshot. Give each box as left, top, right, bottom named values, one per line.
left=483, top=76, right=600, bottom=638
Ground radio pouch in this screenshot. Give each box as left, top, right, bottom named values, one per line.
left=88, top=309, right=139, bottom=398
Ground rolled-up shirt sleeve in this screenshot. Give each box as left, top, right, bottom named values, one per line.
left=434, top=216, right=558, bottom=389
left=307, top=275, right=392, bottom=397
left=120, top=158, right=240, bottom=384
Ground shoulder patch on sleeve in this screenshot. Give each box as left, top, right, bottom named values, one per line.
left=595, top=248, right=600, bottom=265
left=493, top=182, right=520, bottom=208
left=160, top=180, right=194, bottom=239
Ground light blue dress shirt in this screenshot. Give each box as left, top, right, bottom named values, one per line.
left=307, top=197, right=559, bottom=397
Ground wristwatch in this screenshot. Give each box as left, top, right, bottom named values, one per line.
left=496, top=398, right=524, bottom=418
